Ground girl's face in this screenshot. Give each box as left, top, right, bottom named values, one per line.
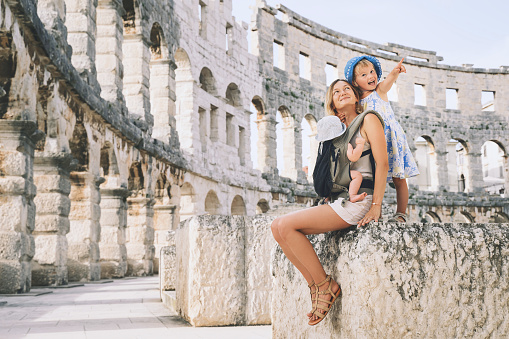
left=354, top=63, right=378, bottom=91
left=332, top=81, right=358, bottom=110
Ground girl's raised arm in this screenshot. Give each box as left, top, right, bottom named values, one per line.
left=377, top=58, right=406, bottom=101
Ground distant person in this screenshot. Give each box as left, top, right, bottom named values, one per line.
left=315, top=115, right=368, bottom=203
left=271, top=80, right=388, bottom=326
left=344, top=56, right=419, bottom=222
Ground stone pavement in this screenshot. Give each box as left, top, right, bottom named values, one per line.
left=0, top=276, right=271, bottom=339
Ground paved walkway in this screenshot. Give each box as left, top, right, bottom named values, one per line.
left=0, top=276, right=271, bottom=339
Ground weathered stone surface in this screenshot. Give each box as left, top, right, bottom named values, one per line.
left=176, top=215, right=275, bottom=326
left=271, top=222, right=509, bottom=338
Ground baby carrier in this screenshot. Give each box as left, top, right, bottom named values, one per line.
left=312, top=110, right=384, bottom=203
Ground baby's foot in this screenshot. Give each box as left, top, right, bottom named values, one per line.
left=350, top=192, right=367, bottom=203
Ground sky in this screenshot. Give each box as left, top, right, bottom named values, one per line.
left=232, top=0, right=508, bottom=173
left=232, top=0, right=508, bottom=69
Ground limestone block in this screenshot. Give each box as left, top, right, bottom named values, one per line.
left=0, top=261, right=22, bottom=293
left=99, top=227, right=119, bottom=243
left=68, top=220, right=92, bottom=241
left=33, top=234, right=65, bottom=265
left=0, top=196, right=25, bottom=231
left=176, top=215, right=246, bottom=326
left=0, top=232, right=22, bottom=260
left=34, top=175, right=71, bottom=194
left=35, top=215, right=70, bottom=233
left=0, top=151, right=28, bottom=176
left=34, top=193, right=71, bottom=215
left=271, top=223, right=509, bottom=338
left=0, top=177, right=28, bottom=195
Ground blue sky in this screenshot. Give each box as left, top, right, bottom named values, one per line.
left=232, top=0, right=508, bottom=68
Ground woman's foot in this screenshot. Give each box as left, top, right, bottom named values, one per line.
left=308, top=275, right=341, bottom=325
left=387, top=212, right=408, bottom=223
left=349, top=192, right=367, bottom=203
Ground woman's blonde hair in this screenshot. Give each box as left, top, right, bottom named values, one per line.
left=325, top=79, right=363, bottom=116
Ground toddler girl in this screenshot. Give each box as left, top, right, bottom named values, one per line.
left=344, top=55, right=419, bottom=222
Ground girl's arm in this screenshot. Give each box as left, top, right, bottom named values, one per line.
left=376, top=58, right=406, bottom=102
left=357, top=113, right=389, bottom=227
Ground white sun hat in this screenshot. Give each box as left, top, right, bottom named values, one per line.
left=315, top=116, right=346, bottom=142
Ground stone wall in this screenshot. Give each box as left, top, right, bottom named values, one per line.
left=175, top=215, right=275, bottom=326
left=271, top=222, right=509, bottom=338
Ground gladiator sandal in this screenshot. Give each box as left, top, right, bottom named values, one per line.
left=308, top=275, right=341, bottom=326
left=307, top=280, right=317, bottom=318
left=388, top=212, right=408, bottom=223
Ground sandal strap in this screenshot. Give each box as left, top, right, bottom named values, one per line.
left=315, top=275, right=331, bottom=288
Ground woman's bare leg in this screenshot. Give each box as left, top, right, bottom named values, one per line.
left=271, top=204, right=351, bottom=321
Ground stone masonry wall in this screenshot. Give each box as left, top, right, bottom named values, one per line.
left=271, top=222, right=509, bottom=338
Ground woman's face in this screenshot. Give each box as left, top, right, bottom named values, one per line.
left=332, top=81, right=358, bottom=111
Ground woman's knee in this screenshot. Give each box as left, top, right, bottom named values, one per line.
left=271, top=216, right=291, bottom=242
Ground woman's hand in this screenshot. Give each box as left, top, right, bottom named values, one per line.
left=357, top=205, right=381, bottom=227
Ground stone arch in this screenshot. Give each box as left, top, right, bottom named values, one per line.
left=180, top=182, right=196, bottom=221
left=199, top=67, right=217, bottom=95
left=460, top=211, right=475, bottom=223
left=122, top=0, right=139, bottom=35
left=231, top=195, right=246, bottom=215
left=175, top=47, right=192, bottom=81
left=489, top=211, right=509, bottom=223
left=423, top=211, right=441, bottom=223
left=250, top=96, right=266, bottom=170
left=481, top=140, right=506, bottom=195
left=100, top=141, right=120, bottom=186
left=447, top=138, right=470, bottom=192
left=128, top=161, right=144, bottom=196
left=149, top=22, right=168, bottom=60
left=69, top=121, right=89, bottom=172
left=413, top=135, right=438, bottom=191
left=204, top=190, right=221, bottom=215
left=226, top=82, right=242, bottom=107
left=154, top=173, right=170, bottom=205
left=302, top=114, right=318, bottom=181
left=256, top=199, right=270, bottom=214
left=276, top=106, right=298, bottom=179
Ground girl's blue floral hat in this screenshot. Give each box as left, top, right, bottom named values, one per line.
left=344, top=55, right=382, bottom=85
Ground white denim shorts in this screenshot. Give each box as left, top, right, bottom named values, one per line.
left=328, top=195, right=373, bottom=225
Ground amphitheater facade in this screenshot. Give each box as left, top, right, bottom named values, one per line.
left=0, top=0, right=508, bottom=295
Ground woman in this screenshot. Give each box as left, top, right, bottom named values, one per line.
left=271, top=79, right=388, bottom=326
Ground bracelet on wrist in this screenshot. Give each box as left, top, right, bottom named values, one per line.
left=372, top=202, right=381, bottom=206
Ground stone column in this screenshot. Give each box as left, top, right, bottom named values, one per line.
left=307, top=130, right=318, bottom=182
left=98, top=187, right=129, bottom=278
left=32, top=152, right=74, bottom=286
left=0, top=121, right=37, bottom=294
left=153, top=204, right=175, bottom=274
left=96, top=0, right=125, bottom=106
left=467, top=152, right=484, bottom=193
left=123, top=34, right=153, bottom=129
left=151, top=58, right=176, bottom=143
left=65, top=0, right=101, bottom=92
left=256, top=116, right=277, bottom=172
left=126, top=196, right=155, bottom=276
left=435, top=150, right=449, bottom=192
left=67, top=173, right=104, bottom=281
left=282, top=123, right=299, bottom=180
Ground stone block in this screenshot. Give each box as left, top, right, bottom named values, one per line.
left=0, top=196, right=25, bottom=231
left=271, top=223, right=509, bottom=338
left=35, top=215, right=70, bottom=233
left=175, top=215, right=275, bottom=326
left=34, top=193, right=71, bottom=215
left=0, top=261, right=22, bottom=293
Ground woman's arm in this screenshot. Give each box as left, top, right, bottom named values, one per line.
left=357, top=113, right=389, bottom=227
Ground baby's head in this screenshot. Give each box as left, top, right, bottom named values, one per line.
left=344, top=55, right=382, bottom=91
left=316, top=115, right=346, bottom=142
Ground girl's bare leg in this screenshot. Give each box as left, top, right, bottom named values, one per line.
left=392, top=177, right=408, bottom=215
left=271, top=204, right=351, bottom=321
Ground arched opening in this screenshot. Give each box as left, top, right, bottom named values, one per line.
left=149, top=23, right=167, bottom=60
left=423, top=211, right=441, bottom=223
left=226, top=82, right=242, bottom=107
left=413, top=136, right=438, bottom=191
left=100, top=142, right=120, bottom=187
left=256, top=199, right=270, bottom=214
left=301, top=114, right=317, bottom=182
left=180, top=182, right=196, bottom=221
left=204, top=190, right=221, bottom=215
left=199, top=67, right=217, bottom=95
left=231, top=195, right=246, bottom=215
left=174, top=48, right=193, bottom=149
left=489, top=212, right=509, bottom=223
left=446, top=138, right=470, bottom=192
left=122, top=0, right=136, bottom=34
left=128, top=161, right=144, bottom=196
left=250, top=96, right=265, bottom=170
left=481, top=141, right=506, bottom=195
left=460, top=211, right=475, bottom=223
left=69, top=121, right=89, bottom=172
left=276, top=106, right=297, bottom=179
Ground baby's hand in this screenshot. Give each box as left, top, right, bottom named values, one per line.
left=355, top=137, right=366, bottom=146
left=393, top=58, right=406, bottom=74
left=336, top=112, right=346, bottom=123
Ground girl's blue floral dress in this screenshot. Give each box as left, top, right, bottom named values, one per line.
left=361, top=91, right=419, bottom=182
